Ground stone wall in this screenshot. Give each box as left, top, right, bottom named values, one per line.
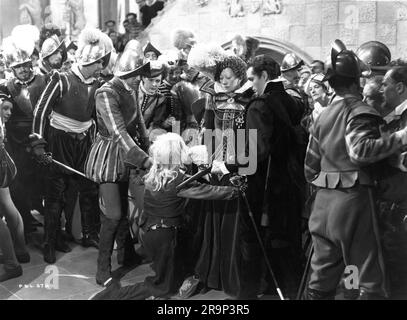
left=146, top=0, right=407, bottom=61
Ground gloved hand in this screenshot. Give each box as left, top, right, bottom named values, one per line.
left=211, top=160, right=230, bottom=176
left=230, top=175, right=248, bottom=194
left=28, top=134, right=47, bottom=158
left=163, top=116, right=176, bottom=129
left=124, top=145, right=151, bottom=170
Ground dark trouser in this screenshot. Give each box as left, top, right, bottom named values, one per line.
left=6, top=128, right=42, bottom=229
left=308, top=185, right=387, bottom=298
left=44, top=127, right=99, bottom=246
left=94, top=226, right=187, bottom=300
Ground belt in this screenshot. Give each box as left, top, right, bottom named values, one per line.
left=147, top=224, right=178, bottom=232
left=53, top=127, right=91, bottom=141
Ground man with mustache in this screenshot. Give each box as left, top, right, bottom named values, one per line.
left=31, top=28, right=112, bottom=263
left=0, top=25, right=50, bottom=236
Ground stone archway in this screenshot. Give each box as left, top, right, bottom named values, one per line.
left=222, top=36, right=315, bottom=65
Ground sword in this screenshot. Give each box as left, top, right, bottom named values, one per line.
left=52, top=159, right=87, bottom=179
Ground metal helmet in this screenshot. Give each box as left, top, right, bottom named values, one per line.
left=356, top=41, right=391, bottom=72
left=324, top=39, right=371, bottom=81
left=114, top=49, right=150, bottom=79
left=40, top=35, right=67, bottom=63
left=76, top=28, right=112, bottom=68
left=281, top=53, right=304, bottom=72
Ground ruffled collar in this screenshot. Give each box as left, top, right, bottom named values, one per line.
left=214, top=80, right=253, bottom=94
left=14, top=73, right=36, bottom=86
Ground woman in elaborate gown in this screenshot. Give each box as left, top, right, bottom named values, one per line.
left=184, top=53, right=261, bottom=299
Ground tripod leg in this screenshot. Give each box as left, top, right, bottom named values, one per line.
left=241, top=192, right=285, bottom=300
left=296, top=243, right=314, bottom=300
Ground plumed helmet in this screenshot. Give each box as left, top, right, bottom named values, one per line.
left=40, top=34, right=67, bottom=62
left=323, top=39, right=371, bottom=81
left=356, top=41, right=391, bottom=72
left=143, top=42, right=161, bottom=58
left=2, top=24, right=40, bottom=68
left=281, top=52, right=304, bottom=72
left=187, top=44, right=230, bottom=79
left=173, top=30, right=196, bottom=50
left=76, top=28, right=112, bottom=68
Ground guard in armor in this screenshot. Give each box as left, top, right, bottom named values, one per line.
left=85, top=49, right=151, bottom=286
left=31, top=28, right=112, bottom=264
left=37, top=24, right=67, bottom=75
left=280, top=53, right=305, bottom=100
left=304, top=40, right=407, bottom=300
left=38, top=35, right=67, bottom=75
left=0, top=25, right=49, bottom=234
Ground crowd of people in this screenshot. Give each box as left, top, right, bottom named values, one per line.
left=0, top=17, right=407, bottom=301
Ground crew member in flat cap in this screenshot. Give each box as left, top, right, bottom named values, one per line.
left=31, top=28, right=112, bottom=264
left=304, top=40, right=407, bottom=300
left=0, top=25, right=49, bottom=235
left=85, top=49, right=151, bottom=286
left=143, top=42, right=161, bottom=62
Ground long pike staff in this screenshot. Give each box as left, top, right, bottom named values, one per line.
left=230, top=175, right=285, bottom=301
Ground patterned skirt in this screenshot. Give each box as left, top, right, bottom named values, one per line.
left=85, top=133, right=130, bottom=184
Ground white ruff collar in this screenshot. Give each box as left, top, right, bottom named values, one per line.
left=214, top=80, right=253, bottom=94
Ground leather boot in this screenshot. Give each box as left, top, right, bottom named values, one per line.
left=82, top=233, right=99, bottom=249
left=56, top=231, right=72, bottom=253
left=0, top=265, right=23, bottom=282
left=304, top=288, right=336, bottom=300
left=43, top=202, right=59, bottom=264
left=96, top=215, right=120, bottom=286
left=116, top=217, right=141, bottom=267
left=358, top=288, right=386, bottom=300
left=79, top=186, right=100, bottom=249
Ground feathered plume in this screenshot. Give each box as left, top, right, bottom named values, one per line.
left=10, top=24, right=39, bottom=57
left=78, top=28, right=102, bottom=47
left=99, top=32, right=117, bottom=74
left=1, top=37, right=19, bottom=66
left=173, top=30, right=196, bottom=50
left=124, top=40, right=143, bottom=55
left=187, top=44, right=229, bottom=70
left=157, top=50, right=180, bottom=66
